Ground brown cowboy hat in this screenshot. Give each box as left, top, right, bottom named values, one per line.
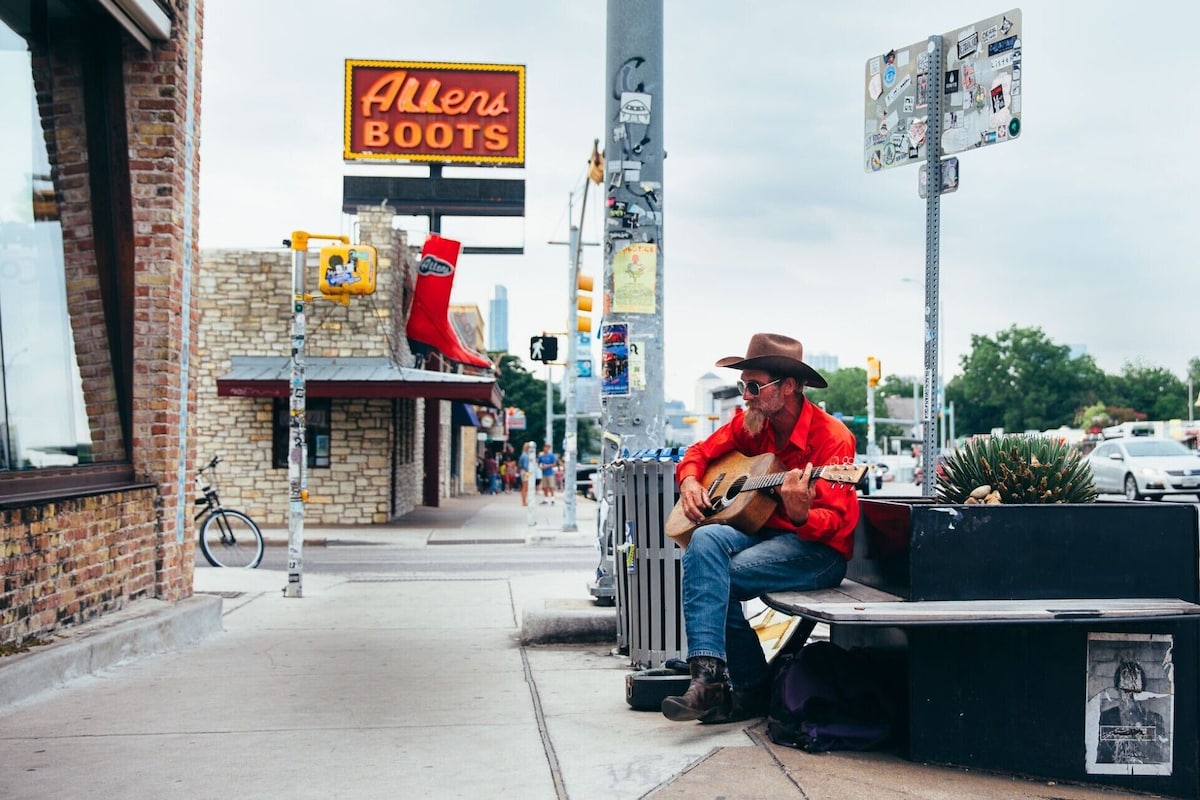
left=715, top=333, right=828, bottom=388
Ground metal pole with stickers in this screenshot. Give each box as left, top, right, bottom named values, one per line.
left=863, top=8, right=1023, bottom=495
left=600, top=0, right=666, bottom=459
left=281, top=231, right=377, bottom=597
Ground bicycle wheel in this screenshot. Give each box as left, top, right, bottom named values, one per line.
left=198, top=509, right=264, bottom=568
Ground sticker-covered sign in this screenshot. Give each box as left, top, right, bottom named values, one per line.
left=864, top=8, right=1021, bottom=173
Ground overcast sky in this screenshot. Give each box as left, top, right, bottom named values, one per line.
left=198, top=1, right=1200, bottom=406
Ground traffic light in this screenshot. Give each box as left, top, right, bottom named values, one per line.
left=867, top=356, right=881, bottom=388
left=575, top=272, right=594, bottom=333
left=587, top=139, right=604, bottom=184
left=530, top=335, right=558, bottom=363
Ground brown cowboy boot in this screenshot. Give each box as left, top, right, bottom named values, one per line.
left=700, top=682, right=770, bottom=725
left=661, top=656, right=729, bottom=722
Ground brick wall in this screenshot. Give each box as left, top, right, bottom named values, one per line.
left=0, top=2, right=203, bottom=649
left=0, top=489, right=161, bottom=644
left=125, top=0, right=203, bottom=600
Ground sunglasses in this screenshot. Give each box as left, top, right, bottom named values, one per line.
left=737, top=378, right=781, bottom=397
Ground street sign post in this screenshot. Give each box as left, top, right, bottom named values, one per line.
left=864, top=8, right=1023, bottom=496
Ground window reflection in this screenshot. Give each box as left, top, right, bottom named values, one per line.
left=0, top=5, right=121, bottom=472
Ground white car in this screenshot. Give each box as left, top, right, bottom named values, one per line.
left=1086, top=437, right=1200, bottom=500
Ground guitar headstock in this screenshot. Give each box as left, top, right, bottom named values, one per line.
left=819, top=464, right=869, bottom=486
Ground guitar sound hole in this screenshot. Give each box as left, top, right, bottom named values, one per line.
left=726, top=477, right=746, bottom=500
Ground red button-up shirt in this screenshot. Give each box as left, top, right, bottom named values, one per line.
left=676, top=400, right=860, bottom=560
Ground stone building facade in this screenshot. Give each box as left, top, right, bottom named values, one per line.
left=0, top=1, right=203, bottom=648
left=197, top=208, right=498, bottom=526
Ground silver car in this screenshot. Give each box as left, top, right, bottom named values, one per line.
left=1086, top=437, right=1200, bottom=500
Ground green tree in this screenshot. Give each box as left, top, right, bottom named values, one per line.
left=946, top=325, right=1104, bottom=435
left=878, top=373, right=919, bottom=399
left=806, top=367, right=891, bottom=453
left=1074, top=401, right=1110, bottom=431
left=1106, top=359, right=1187, bottom=421
left=494, top=355, right=594, bottom=454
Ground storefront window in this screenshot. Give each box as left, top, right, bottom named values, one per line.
left=0, top=2, right=129, bottom=480
left=273, top=399, right=332, bottom=469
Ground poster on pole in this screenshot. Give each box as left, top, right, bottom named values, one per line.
left=611, top=242, right=657, bottom=313
left=600, top=323, right=630, bottom=397
left=864, top=8, right=1022, bottom=173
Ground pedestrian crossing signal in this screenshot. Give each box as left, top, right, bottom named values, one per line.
left=318, top=245, right=377, bottom=296
left=530, top=335, right=557, bottom=363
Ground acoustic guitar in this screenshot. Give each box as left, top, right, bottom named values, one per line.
left=664, top=452, right=867, bottom=548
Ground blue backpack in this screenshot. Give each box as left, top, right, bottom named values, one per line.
left=766, top=641, right=898, bottom=753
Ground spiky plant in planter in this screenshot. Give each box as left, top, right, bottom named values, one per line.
left=936, top=434, right=1097, bottom=504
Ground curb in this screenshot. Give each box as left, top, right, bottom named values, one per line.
left=520, top=600, right=618, bottom=645
left=0, top=594, right=223, bottom=710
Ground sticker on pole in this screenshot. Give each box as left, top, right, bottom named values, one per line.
left=918, top=158, right=960, bottom=198
left=600, top=323, right=630, bottom=397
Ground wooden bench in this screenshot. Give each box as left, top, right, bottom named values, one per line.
left=762, top=580, right=1200, bottom=799
left=765, top=580, right=1200, bottom=637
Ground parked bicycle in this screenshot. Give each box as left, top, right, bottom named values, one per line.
left=195, top=456, right=264, bottom=568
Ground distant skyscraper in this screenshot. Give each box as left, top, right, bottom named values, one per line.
left=808, top=353, right=839, bottom=375
left=487, top=285, right=508, bottom=353
left=693, top=372, right=725, bottom=420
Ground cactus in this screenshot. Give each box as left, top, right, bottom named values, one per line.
left=935, top=434, right=1097, bottom=504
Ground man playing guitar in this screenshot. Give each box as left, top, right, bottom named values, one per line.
left=662, top=333, right=861, bottom=724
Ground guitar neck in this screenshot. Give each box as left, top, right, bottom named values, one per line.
left=742, top=465, right=836, bottom=494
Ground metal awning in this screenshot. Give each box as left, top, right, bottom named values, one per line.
left=216, top=356, right=502, bottom=408
left=452, top=402, right=483, bottom=428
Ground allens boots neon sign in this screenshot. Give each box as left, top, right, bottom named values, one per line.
left=344, top=60, right=525, bottom=165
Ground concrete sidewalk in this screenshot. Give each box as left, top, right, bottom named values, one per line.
left=0, top=487, right=1166, bottom=799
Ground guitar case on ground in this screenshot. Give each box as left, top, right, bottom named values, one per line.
left=625, top=661, right=691, bottom=710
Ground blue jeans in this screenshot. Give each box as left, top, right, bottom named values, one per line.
left=681, top=524, right=846, bottom=691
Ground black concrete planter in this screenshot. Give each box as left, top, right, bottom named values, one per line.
left=848, top=498, right=1199, bottom=603
left=843, top=497, right=1200, bottom=798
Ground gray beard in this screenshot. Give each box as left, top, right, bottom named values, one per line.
left=743, top=407, right=766, bottom=437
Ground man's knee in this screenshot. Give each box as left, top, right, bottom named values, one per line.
left=682, top=526, right=728, bottom=564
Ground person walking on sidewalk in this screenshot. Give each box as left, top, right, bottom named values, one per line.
left=662, top=333, right=860, bottom=724
left=519, top=441, right=536, bottom=507
left=537, top=443, right=559, bottom=504
left=483, top=452, right=500, bottom=495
